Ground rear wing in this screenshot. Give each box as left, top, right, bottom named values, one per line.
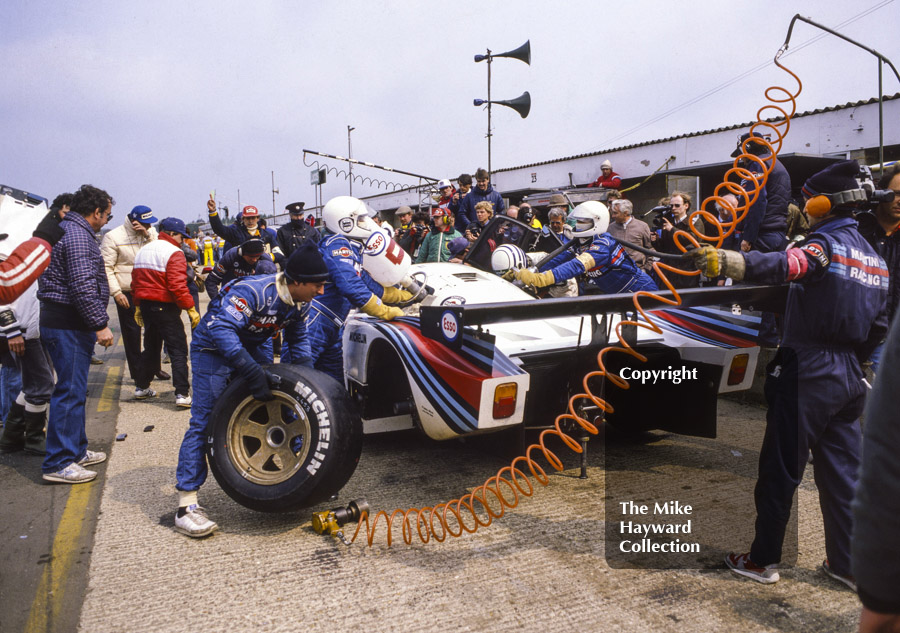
left=419, top=284, right=788, bottom=350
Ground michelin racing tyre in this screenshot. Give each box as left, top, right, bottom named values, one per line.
left=207, top=363, right=363, bottom=513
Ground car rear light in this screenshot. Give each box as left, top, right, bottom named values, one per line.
left=727, top=354, right=749, bottom=386
left=493, top=383, right=517, bottom=419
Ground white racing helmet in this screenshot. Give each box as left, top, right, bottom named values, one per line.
left=491, top=244, right=528, bottom=275
left=568, top=200, right=610, bottom=239
left=322, top=196, right=379, bottom=242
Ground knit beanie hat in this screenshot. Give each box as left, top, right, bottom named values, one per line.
left=240, top=239, right=265, bottom=256
left=284, top=241, right=330, bottom=283
left=802, top=159, right=860, bottom=198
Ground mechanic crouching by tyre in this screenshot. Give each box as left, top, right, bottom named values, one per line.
left=307, top=196, right=410, bottom=383
left=512, top=201, right=658, bottom=294
left=688, top=160, right=888, bottom=588
left=173, top=242, right=330, bottom=538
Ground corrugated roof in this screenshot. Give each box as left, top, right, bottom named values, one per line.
left=494, top=93, right=900, bottom=173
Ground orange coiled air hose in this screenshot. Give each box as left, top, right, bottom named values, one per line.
left=350, top=55, right=803, bottom=547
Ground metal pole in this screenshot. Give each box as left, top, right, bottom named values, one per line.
left=781, top=15, right=900, bottom=173
left=879, top=60, right=884, bottom=171
left=348, top=125, right=355, bottom=196
left=271, top=171, right=276, bottom=216
left=487, top=51, right=492, bottom=176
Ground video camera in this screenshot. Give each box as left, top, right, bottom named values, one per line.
left=857, top=164, right=896, bottom=210
left=649, top=204, right=676, bottom=229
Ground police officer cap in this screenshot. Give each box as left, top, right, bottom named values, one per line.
left=240, top=239, right=265, bottom=256
left=731, top=131, right=770, bottom=158
left=284, top=241, right=330, bottom=283
left=802, top=159, right=860, bottom=198
left=286, top=201, right=306, bottom=214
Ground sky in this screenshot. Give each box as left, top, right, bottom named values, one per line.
left=2, top=0, right=899, bottom=225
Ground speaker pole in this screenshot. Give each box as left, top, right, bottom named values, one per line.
left=487, top=49, right=494, bottom=174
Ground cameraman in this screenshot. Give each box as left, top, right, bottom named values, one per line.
left=397, top=211, right=429, bottom=258
left=857, top=162, right=900, bottom=371
left=465, top=201, right=493, bottom=243
left=654, top=191, right=703, bottom=289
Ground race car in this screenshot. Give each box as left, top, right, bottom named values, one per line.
left=343, top=215, right=776, bottom=441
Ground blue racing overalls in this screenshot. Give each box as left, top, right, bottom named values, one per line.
left=307, top=232, right=384, bottom=382
left=175, top=273, right=311, bottom=493
left=743, top=215, right=888, bottom=577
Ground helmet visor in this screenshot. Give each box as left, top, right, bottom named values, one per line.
left=575, top=218, right=594, bottom=232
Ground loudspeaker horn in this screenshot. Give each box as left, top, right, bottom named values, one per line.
left=494, top=92, right=531, bottom=118
left=496, top=40, right=531, bottom=65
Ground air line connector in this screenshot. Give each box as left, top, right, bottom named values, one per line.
left=311, top=498, right=370, bottom=546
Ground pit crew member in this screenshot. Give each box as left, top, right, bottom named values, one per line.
left=204, top=239, right=277, bottom=301
left=513, top=201, right=658, bottom=294
left=308, top=196, right=410, bottom=383
left=173, top=242, right=330, bottom=538
left=689, top=160, right=888, bottom=587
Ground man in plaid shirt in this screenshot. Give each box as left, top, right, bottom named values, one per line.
left=37, top=184, right=115, bottom=484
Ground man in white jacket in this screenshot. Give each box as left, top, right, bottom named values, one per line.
left=100, top=206, right=159, bottom=384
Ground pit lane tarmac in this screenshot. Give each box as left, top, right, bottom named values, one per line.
left=1, top=310, right=864, bottom=633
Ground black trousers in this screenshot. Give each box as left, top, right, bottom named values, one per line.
left=116, top=292, right=155, bottom=381
left=136, top=301, right=189, bottom=395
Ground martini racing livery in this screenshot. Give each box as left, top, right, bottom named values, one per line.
left=343, top=215, right=779, bottom=441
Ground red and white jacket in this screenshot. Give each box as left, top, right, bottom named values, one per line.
left=131, top=232, right=194, bottom=309
left=0, top=237, right=52, bottom=304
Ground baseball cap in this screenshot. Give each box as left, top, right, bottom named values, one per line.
left=158, top=217, right=190, bottom=238
left=129, top=205, right=158, bottom=225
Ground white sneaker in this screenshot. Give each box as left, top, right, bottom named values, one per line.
left=43, top=462, right=97, bottom=484
left=174, top=504, right=218, bottom=538
left=77, top=449, right=107, bottom=467
left=175, top=394, right=192, bottom=408
left=134, top=387, right=157, bottom=400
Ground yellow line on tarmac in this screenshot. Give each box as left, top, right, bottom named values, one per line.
left=24, top=482, right=95, bottom=633
left=97, top=365, right=121, bottom=413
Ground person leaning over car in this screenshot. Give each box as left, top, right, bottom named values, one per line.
left=513, top=200, right=657, bottom=295
left=307, top=196, right=411, bottom=383
left=173, top=241, right=330, bottom=538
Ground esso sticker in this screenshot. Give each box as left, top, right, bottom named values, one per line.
left=365, top=232, right=386, bottom=255
left=441, top=310, right=459, bottom=342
